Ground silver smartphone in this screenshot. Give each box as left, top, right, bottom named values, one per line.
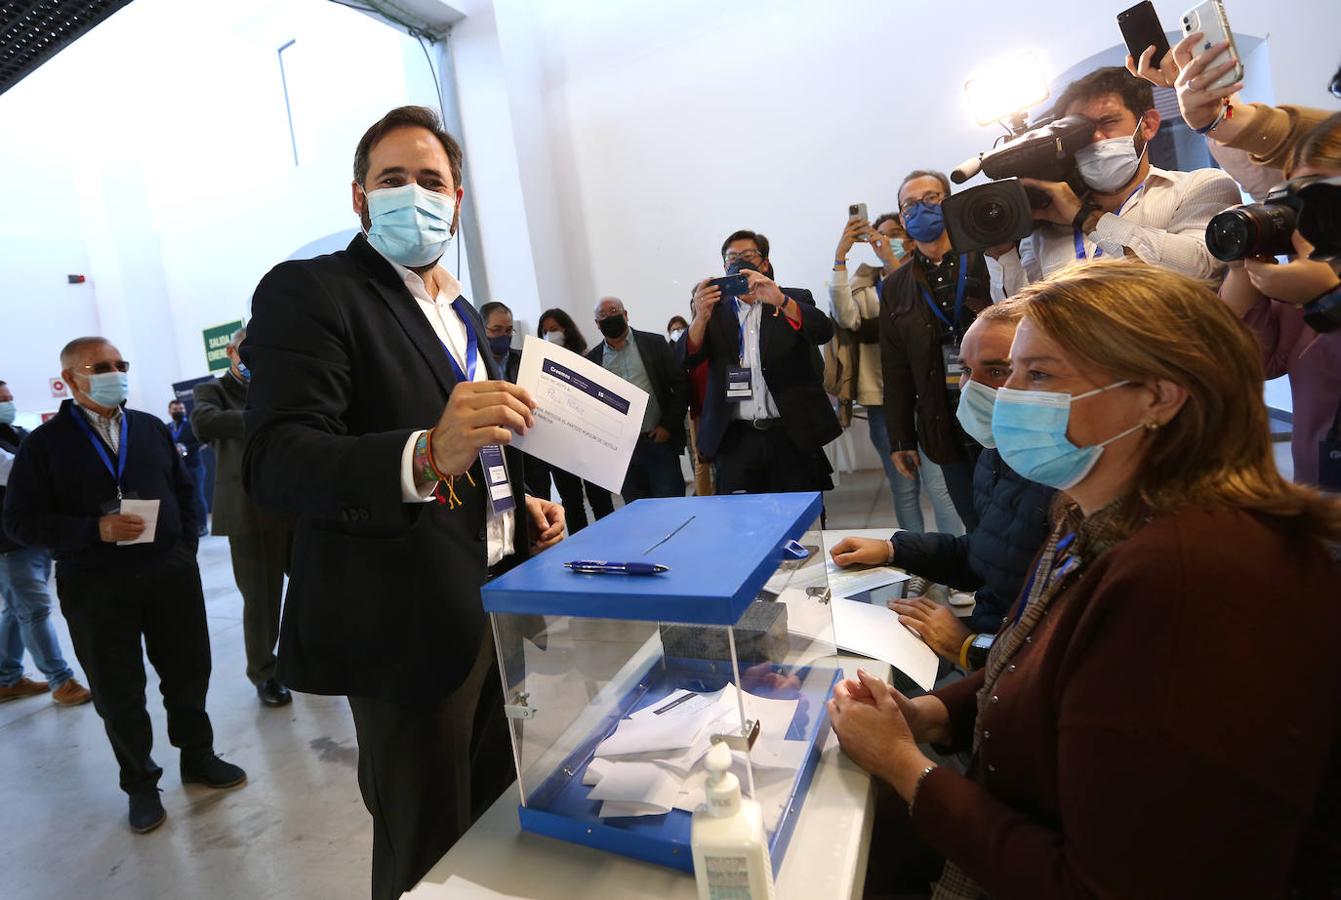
left=1181, top=0, right=1244, bottom=91
left=849, top=203, right=869, bottom=241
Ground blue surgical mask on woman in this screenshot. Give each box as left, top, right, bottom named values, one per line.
left=901, top=201, right=946, bottom=243
left=991, top=381, right=1144, bottom=489
left=0, top=401, right=16, bottom=425
left=84, top=372, right=129, bottom=408
left=954, top=379, right=998, bottom=448
left=363, top=183, right=457, bottom=268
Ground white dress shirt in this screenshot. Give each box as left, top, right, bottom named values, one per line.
left=384, top=256, right=515, bottom=566
left=988, top=166, right=1243, bottom=298
left=731, top=298, right=781, bottom=422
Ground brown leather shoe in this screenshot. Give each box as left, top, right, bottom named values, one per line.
left=0, top=677, right=50, bottom=702
left=52, top=679, right=92, bottom=706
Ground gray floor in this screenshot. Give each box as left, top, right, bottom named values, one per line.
left=0, top=448, right=1293, bottom=899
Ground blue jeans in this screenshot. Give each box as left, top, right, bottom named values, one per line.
left=864, top=407, right=963, bottom=536
left=0, top=547, right=74, bottom=689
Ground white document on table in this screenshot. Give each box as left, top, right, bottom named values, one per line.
left=831, top=597, right=939, bottom=691
left=116, top=499, right=160, bottom=546
left=589, top=760, right=683, bottom=818
left=510, top=335, right=649, bottom=494
left=594, top=686, right=734, bottom=759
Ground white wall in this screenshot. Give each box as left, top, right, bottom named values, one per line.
left=0, top=0, right=445, bottom=423
left=450, top=0, right=1340, bottom=347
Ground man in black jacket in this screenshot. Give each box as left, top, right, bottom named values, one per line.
left=586, top=296, right=688, bottom=504
left=0, top=381, right=91, bottom=706
left=832, top=304, right=1054, bottom=670
left=2, top=339, right=244, bottom=835
left=166, top=399, right=208, bottom=537
left=242, top=106, right=564, bottom=900
left=880, top=170, right=992, bottom=530
left=192, top=327, right=293, bottom=708
left=679, top=230, right=841, bottom=494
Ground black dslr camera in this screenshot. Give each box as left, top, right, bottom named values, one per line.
left=1205, top=175, right=1341, bottom=262
left=942, top=115, right=1096, bottom=254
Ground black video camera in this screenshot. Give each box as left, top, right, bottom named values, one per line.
left=942, top=115, right=1096, bottom=255
left=1206, top=175, right=1341, bottom=262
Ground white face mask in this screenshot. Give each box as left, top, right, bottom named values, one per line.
left=1075, top=120, right=1147, bottom=194
left=668, top=328, right=685, bottom=342
left=543, top=330, right=566, bottom=345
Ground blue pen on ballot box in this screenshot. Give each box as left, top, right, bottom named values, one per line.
left=565, top=560, right=669, bottom=576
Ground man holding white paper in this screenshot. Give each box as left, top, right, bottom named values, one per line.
left=2, top=337, right=242, bottom=835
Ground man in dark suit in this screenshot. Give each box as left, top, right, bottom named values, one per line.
left=585, top=296, right=688, bottom=506
left=166, top=399, right=208, bottom=537
left=241, top=105, right=564, bottom=900
left=3, top=338, right=244, bottom=835
left=678, top=230, right=841, bottom=494
left=192, top=327, right=294, bottom=708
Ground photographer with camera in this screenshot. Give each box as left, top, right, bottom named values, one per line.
left=830, top=212, right=962, bottom=533
left=679, top=230, right=840, bottom=495
left=880, top=171, right=991, bottom=531
left=1218, top=113, right=1341, bottom=491
left=990, top=67, right=1240, bottom=296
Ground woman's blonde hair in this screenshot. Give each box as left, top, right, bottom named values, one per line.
left=1003, top=259, right=1341, bottom=542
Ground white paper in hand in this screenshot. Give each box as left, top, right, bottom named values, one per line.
left=510, top=335, right=649, bottom=494
left=831, top=597, right=939, bottom=690
left=116, top=499, right=160, bottom=546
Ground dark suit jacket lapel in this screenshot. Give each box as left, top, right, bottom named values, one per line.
left=349, top=236, right=461, bottom=397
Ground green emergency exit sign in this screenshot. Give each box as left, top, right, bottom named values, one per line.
left=203, top=320, right=244, bottom=372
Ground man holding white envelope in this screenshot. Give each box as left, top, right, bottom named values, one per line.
left=2, top=337, right=242, bottom=835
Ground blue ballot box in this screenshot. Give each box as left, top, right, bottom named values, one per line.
left=481, top=492, right=840, bottom=875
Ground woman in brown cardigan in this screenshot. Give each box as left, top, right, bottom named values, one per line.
left=829, top=259, right=1341, bottom=899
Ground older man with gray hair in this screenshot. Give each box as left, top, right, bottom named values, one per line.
left=585, top=296, right=689, bottom=507
left=192, top=327, right=293, bottom=708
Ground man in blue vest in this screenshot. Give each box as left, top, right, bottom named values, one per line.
left=2, top=338, right=244, bottom=834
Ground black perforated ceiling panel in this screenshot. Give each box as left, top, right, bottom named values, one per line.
left=0, top=0, right=133, bottom=97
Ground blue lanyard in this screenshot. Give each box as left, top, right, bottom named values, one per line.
left=445, top=298, right=479, bottom=383
left=1073, top=183, right=1147, bottom=261
left=71, top=407, right=129, bottom=498
left=169, top=421, right=185, bottom=442
left=918, top=254, right=968, bottom=335
left=1013, top=531, right=1076, bottom=625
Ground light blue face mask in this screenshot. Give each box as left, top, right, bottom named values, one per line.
left=0, top=401, right=16, bottom=425
left=363, top=183, right=457, bottom=268
left=991, top=381, right=1144, bottom=489
left=84, top=372, right=129, bottom=409
left=954, top=379, right=997, bottom=448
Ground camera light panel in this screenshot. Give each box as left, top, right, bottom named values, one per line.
left=964, top=51, right=1051, bottom=126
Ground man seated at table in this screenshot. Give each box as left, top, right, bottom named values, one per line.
left=829, top=304, right=1053, bottom=670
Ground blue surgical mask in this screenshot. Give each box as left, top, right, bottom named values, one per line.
left=363, top=183, right=457, bottom=268
left=236, top=362, right=251, bottom=381
left=901, top=201, right=946, bottom=243
left=891, top=242, right=908, bottom=260
left=0, top=401, right=16, bottom=425
left=84, top=372, right=129, bottom=409
left=991, top=381, right=1143, bottom=489
left=955, top=379, right=997, bottom=448
left=487, top=335, right=513, bottom=360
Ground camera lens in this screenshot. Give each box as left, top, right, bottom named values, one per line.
left=1206, top=203, right=1298, bottom=261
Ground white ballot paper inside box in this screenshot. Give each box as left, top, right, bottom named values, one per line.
left=510, top=335, right=650, bottom=494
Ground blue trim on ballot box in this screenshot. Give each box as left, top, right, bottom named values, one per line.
left=513, top=661, right=841, bottom=875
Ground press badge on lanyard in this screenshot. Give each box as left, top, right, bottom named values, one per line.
left=726, top=299, right=753, bottom=403
left=918, top=256, right=969, bottom=393
left=445, top=298, right=516, bottom=515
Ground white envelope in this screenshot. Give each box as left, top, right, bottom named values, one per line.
left=116, top=498, right=160, bottom=546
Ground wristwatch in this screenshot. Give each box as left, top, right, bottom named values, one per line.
left=965, top=633, right=995, bottom=670
left=1302, top=284, right=1341, bottom=334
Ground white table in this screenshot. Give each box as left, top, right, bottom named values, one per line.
left=407, top=656, right=888, bottom=900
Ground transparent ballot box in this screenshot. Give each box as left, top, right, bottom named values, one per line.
left=481, top=492, right=840, bottom=874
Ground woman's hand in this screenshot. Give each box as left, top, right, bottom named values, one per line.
left=829, top=536, right=891, bottom=567
left=829, top=670, right=936, bottom=801
left=890, top=597, right=972, bottom=662
left=1244, top=232, right=1341, bottom=306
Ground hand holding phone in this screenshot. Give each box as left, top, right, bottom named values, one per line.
left=708, top=273, right=750, bottom=300
left=848, top=203, right=870, bottom=242
left=1118, top=2, right=1172, bottom=74
left=1180, top=1, right=1243, bottom=92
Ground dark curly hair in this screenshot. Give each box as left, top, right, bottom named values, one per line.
left=537, top=307, right=588, bottom=355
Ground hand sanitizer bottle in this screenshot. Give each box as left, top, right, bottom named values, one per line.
left=691, top=742, right=777, bottom=900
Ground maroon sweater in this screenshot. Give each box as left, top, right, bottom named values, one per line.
left=912, top=504, right=1340, bottom=899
